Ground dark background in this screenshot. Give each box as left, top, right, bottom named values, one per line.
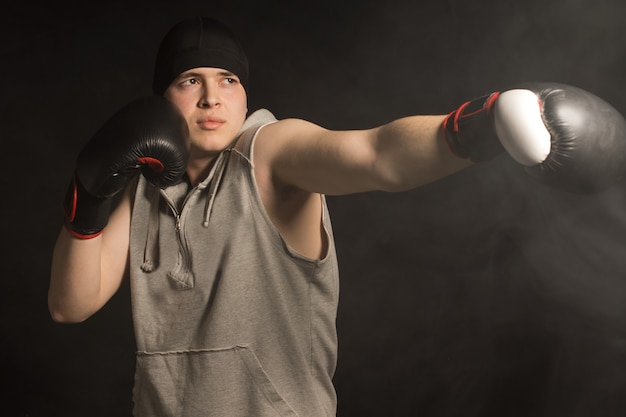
left=2, top=0, right=626, bottom=416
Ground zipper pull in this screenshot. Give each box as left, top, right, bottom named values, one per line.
left=175, top=215, right=181, bottom=231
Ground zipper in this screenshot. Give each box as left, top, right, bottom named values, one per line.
left=160, top=188, right=197, bottom=284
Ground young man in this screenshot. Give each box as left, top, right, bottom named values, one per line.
left=48, top=16, right=626, bottom=417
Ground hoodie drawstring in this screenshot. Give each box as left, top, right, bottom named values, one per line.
left=202, top=149, right=230, bottom=228
left=140, top=148, right=232, bottom=290
left=140, top=184, right=162, bottom=273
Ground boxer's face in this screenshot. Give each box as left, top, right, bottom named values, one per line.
left=164, top=67, right=247, bottom=158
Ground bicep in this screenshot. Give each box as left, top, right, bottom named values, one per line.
left=255, top=119, right=381, bottom=195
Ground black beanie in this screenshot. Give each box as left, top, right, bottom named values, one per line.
left=152, top=17, right=249, bottom=95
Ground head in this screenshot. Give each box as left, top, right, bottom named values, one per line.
left=153, top=17, right=249, bottom=157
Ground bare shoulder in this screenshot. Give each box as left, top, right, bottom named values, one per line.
left=251, top=118, right=328, bottom=260
left=253, top=117, right=335, bottom=176
left=252, top=118, right=317, bottom=194
left=258, top=117, right=324, bottom=150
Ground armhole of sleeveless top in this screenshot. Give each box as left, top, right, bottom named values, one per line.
left=240, top=122, right=334, bottom=263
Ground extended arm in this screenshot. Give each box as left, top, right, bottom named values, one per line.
left=255, top=114, right=472, bottom=196
left=257, top=82, right=626, bottom=196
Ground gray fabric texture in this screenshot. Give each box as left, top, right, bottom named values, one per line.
left=129, top=109, right=340, bottom=417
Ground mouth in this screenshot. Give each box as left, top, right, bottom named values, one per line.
left=197, top=117, right=225, bottom=130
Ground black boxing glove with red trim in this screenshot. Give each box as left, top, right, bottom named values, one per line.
left=443, top=82, right=626, bottom=193
left=443, top=91, right=504, bottom=162
left=63, top=96, right=189, bottom=239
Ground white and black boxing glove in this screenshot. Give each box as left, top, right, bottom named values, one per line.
left=63, top=96, right=189, bottom=239
left=443, top=82, right=626, bottom=193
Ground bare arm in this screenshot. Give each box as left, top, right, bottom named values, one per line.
left=48, top=185, right=133, bottom=323
left=48, top=96, right=188, bottom=323
left=255, top=114, right=473, bottom=195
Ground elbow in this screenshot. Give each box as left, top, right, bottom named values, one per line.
left=48, top=297, right=92, bottom=324
left=369, top=140, right=418, bottom=192
left=371, top=163, right=416, bottom=193
left=48, top=307, right=87, bottom=324
left=49, top=308, right=91, bottom=324
left=378, top=174, right=414, bottom=193
left=373, top=158, right=458, bottom=192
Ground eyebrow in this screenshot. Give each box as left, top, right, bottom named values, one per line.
left=178, top=70, right=236, bottom=78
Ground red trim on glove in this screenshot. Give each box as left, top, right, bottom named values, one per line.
left=64, top=226, right=104, bottom=240
left=64, top=175, right=78, bottom=223
left=485, top=91, right=500, bottom=112
left=138, top=157, right=165, bottom=172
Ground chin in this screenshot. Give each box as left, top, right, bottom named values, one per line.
left=190, top=141, right=231, bottom=156
left=191, top=134, right=234, bottom=150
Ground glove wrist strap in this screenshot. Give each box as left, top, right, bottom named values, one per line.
left=62, top=174, right=112, bottom=239
left=443, top=92, right=504, bottom=162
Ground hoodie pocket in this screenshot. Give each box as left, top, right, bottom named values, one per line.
left=133, top=344, right=298, bottom=417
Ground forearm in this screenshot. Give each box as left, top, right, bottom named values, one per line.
left=48, top=187, right=132, bottom=323
left=371, top=115, right=474, bottom=191
left=49, top=229, right=109, bottom=322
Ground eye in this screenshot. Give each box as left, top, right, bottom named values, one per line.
left=180, top=77, right=200, bottom=86
left=222, top=76, right=239, bottom=86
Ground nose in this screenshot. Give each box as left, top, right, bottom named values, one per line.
left=198, top=85, right=220, bottom=108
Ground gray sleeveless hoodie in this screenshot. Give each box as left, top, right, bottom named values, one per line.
left=129, top=109, right=340, bottom=417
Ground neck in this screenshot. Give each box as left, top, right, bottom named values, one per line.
left=186, top=153, right=219, bottom=187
